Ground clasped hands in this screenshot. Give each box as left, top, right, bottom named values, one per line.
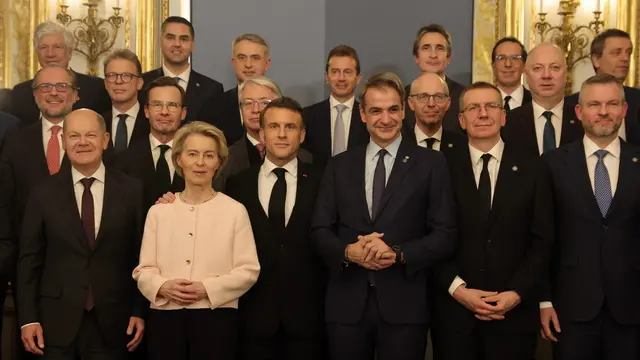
left=346, top=232, right=396, bottom=270
left=452, top=285, right=521, bottom=321
left=158, top=279, right=208, bottom=306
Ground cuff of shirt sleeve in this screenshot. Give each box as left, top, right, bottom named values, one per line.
left=539, top=301, right=553, bottom=309
left=448, top=275, right=466, bottom=296
left=21, top=322, right=40, bottom=329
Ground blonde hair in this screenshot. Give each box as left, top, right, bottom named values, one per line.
left=171, top=121, right=229, bottom=178
left=232, top=33, right=270, bottom=56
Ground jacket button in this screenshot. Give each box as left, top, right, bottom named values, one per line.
left=480, top=268, right=485, bottom=272
left=487, top=239, right=491, bottom=244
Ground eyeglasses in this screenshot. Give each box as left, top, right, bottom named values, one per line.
left=462, top=103, right=503, bottom=114
left=33, top=82, right=78, bottom=93
left=240, top=99, right=272, bottom=110
left=105, top=72, right=140, bottom=83
left=408, top=92, right=449, bottom=104
left=494, top=55, right=524, bottom=62
left=148, top=101, right=183, bottom=113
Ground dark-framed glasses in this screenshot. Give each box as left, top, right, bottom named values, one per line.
left=148, top=100, right=183, bottom=113
left=408, top=92, right=449, bottom=104
left=240, top=99, right=272, bottom=110
left=494, top=55, right=524, bottom=62
left=105, top=72, right=140, bottom=83
left=33, top=82, right=77, bottom=93
left=462, top=103, right=503, bottom=114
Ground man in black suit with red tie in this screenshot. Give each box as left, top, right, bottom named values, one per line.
left=226, top=97, right=327, bottom=360
left=311, top=72, right=456, bottom=360
left=10, top=21, right=110, bottom=124
left=431, top=82, right=554, bottom=360
left=303, top=45, right=369, bottom=167
left=491, top=37, right=532, bottom=111
left=18, top=109, right=146, bottom=359
left=540, top=75, right=640, bottom=360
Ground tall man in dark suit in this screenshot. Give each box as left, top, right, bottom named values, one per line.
left=540, top=74, right=640, bottom=360
left=311, top=72, right=456, bottom=360
left=18, top=109, right=145, bottom=359
left=303, top=45, right=369, bottom=167
left=0, top=111, right=20, bottom=152
left=565, top=29, right=640, bottom=145
left=10, top=21, right=110, bottom=124
left=491, top=37, right=532, bottom=111
left=212, top=33, right=271, bottom=145
left=405, top=24, right=466, bottom=135
left=141, top=16, right=223, bottom=124
left=227, top=97, right=326, bottom=360
left=503, top=43, right=583, bottom=157
left=431, top=82, right=554, bottom=360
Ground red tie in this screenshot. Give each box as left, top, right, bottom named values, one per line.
left=256, top=142, right=266, bottom=160
left=46, top=125, right=62, bottom=175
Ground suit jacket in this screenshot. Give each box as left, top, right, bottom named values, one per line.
left=521, top=87, right=533, bottom=107
left=0, top=111, right=20, bottom=154
left=502, top=101, right=584, bottom=157
left=102, top=106, right=150, bottom=153
left=433, top=143, right=554, bottom=333
left=210, top=86, right=245, bottom=145
left=10, top=71, right=110, bottom=124
left=401, top=123, right=466, bottom=162
left=226, top=162, right=327, bottom=338
left=115, top=135, right=185, bottom=213
left=302, top=98, right=369, bottom=167
left=565, top=86, right=640, bottom=145
left=141, top=68, right=224, bottom=124
left=17, top=167, right=146, bottom=347
left=404, top=76, right=466, bottom=136
left=311, top=139, right=456, bottom=325
left=214, top=137, right=313, bottom=192
left=542, top=140, right=640, bottom=325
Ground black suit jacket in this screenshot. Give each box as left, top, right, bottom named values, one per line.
left=210, top=87, right=245, bottom=145
left=302, top=98, right=369, bottom=167
left=10, top=71, right=110, bottom=124
left=0, top=111, right=20, bottom=155
left=102, top=105, right=150, bottom=152
left=141, top=68, right=223, bottom=124
left=311, top=139, right=456, bottom=325
left=542, top=140, right=640, bottom=325
left=502, top=101, right=584, bottom=157
left=433, top=143, right=554, bottom=333
left=17, top=167, right=146, bottom=347
left=404, top=76, right=466, bottom=136
left=226, top=162, right=327, bottom=338
left=401, top=123, right=466, bottom=162
left=522, top=87, right=533, bottom=106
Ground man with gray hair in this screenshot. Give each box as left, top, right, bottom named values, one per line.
left=10, top=21, right=110, bottom=125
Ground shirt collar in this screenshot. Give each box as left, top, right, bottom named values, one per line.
left=468, top=138, right=505, bottom=166
left=532, top=99, right=564, bottom=120
left=71, top=162, right=106, bottom=185
left=261, top=156, right=299, bottom=179
left=162, top=64, right=191, bottom=83
left=149, top=133, right=174, bottom=149
left=583, top=135, right=621, bottom=159
left=329, top=95, right=356, bottom=111
left=41, top=114, right=63, bottom=133
left=112, top=102, right=140, bottom=120
left=366, top=134, right=402, bottom=162
left=414, top=124, right=443, bottom=144
left=246, top=133, right=260, bottom=146
left=499, top=85, right=524, bottom=104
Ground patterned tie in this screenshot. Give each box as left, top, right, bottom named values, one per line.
left=114, top=114, right=128, bottom=153
left=594, top=150, right=612, bottom=217
left=256, top=142, right=266, bottom=160
left=542, top=111, right=556, bottom=153
left=504, top=95, right=512, bottom=111
left=46, top=125, right=62, bottom=175
left=425, top=138, right=437, bottom=149
left=333, top=104, right=348, bottom=156
left=80, top=177, right=96, bottom=310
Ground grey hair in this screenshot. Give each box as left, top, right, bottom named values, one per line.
left=238, top=76, right=282, bottom=101
left=34, top=21, right=75, bottom=50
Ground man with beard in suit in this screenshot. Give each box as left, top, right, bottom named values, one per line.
left=491, top=37, right=532, bottom=111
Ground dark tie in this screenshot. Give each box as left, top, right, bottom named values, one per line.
left=425, top=138, right=437, bottom=149
left=478, top=153, right=492, bottom=217
left=114, top=114, right=128, bottom=152
left=80, top=177, right=96, bottom=310
left=504, top=95, right=512, bottom=111
left=542, top=111, right=556, bottom=153
left=268, top=168, right=287, bottom=231
left=594, top=150, right=612, bottom=217
left=256, top=142, right=266, bottom=160
left=371, top=149, right=387, bottom=219
left=156, top=145, right=172, bottom=194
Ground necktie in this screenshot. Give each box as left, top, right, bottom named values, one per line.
left=542, top=111, right=556, bottom=153
left=46, top=125, right=62, bottom=175
left=256, top=142, right=266, bottom=160
left=156, top=144, right=172, bottom=194
left=425, top=138, right=437, bottom=149
left=80, top=177, right=96, bottom=310
left=371, top=149, right=387, bottom=219
left=504, top=95, right=512, bottom=111
left=268, top=168, right=287, bottom=230
left=173, top=76, right=183, bottom=90
left=114, top=114, right=128, bottom=153
left=333, top=104, right=348, bottom=156
left=594, top=150, right=612, bottom=217
left=478, top=153, right=492, bottom=217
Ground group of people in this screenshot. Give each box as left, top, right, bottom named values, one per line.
left=0, top=13, right=637, bottom=360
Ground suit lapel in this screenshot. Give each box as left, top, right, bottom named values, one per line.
left=318, top=100, right=332, bottom=157
left=521, top=103, right=540, bottom=154
left=27, top=123, right=51, bottom=177
left=452, top=146, right=481, bottom=210
left=131, top=106, right=149, bottom=143
left=606, top=141, right=637, bottom=217
left=286, top=162, right=309, bottom=229
left=564, top=141, right=601, bottom=217
left=185, top=70, right=202, bottom=117
left=57, top=169, right=91, bottom=253
left=489, top=144, right=519, bottom=224
left=375, top=140, right=415, bottom=219
left=347, top=101, right=365, bottom=149
left=94, top=170, right=116, bottom=251
left=560, top=102, right=581, bottom=145
left=351, top=145, right=371, bottom=223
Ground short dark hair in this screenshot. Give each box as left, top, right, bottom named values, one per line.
left=33, top=65, right=78, bottom=88
left=459, top=81, right=503, bottom=111
left=578, top=74, right=625, bottom=104
left=103, top=48, right=143, bottom=75
left=161, top=16, right=195, bottom=39
left=359, top=72, right=405, bottom=109
left=491, top=37, right=527, bottom=64
left=412, top=24, right=452, bottom=57
left=590, top=29, right=632, bottom=72
left=325, top=45, right=361, bottom=74
left=259, top=96, right=306, bottom=129
left=145, top=76, right=186, bottom=106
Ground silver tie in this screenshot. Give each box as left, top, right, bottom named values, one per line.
left=333, top=104, right=347, bottom=156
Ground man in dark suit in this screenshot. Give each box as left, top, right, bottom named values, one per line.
left=503, top=43, right=583, bottom=157
left=226, top=97, right=326, bottom=360
left=116, top=76, right=185, bottom=213
left=214, top=77, right=312, bottom=192
left=403, top=72, right=466, bottom=159
left=141, top=16, right=223, bottom=125
left=565, top=29, right=640, bottom=145
left=212, top=33, right=271, bottom=145
left=491, top=37, right=532, bottom=111
left=303, top=45, right=369, bottom=167
left=0, top=111, right=20, bottom=152
left=431, top=82, right=554, bottom=360
left=540, top=74, right=640, bottom=360
left=10, top=21, right=110, bottom=124
left=405, top=24, right=466, bottom=135
left=311, top=72, right=456, bottom=360
left=18, top=109, right=145, bottom=359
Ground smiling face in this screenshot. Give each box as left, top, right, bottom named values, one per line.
left=177, top=133, right=221, bottom=186
left=231, top=40, right=271, bottom=83
left=576, top=82, right=626, bottom=138
left=492, top=41, right=525, bottom=89
left=458, top=87, right=506, bottom=141
left=325, top=55, right=361, bottom=101
left=360, top=86, right=404, bottom=147
left=160, top=22, right=194, bottom=67
left=33, top=66, right=78, bottom=120
left=35, top=33, right=72, bottom=68
left=62, top=109, right=110, bottom=169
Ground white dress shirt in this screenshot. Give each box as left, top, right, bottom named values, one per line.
left=111, top=102, right=140, bottom=147
left=448, top=139, right=505, bottom=295
left=149, top=134, right=175, bottom=182
left=532, top=100, right=564, bottom=155
left=162, top=64, right=191, bottom=90
left=246, top=133, right=260, bottom=146
left=41, top=115, right=64, bottom=163
left=364, top=135, right=402, bottom=217
left=71, top=163, right=106, bottom=236
left=414, top=125, right=443, bottom=151
left=329, top=95, right=355, bottom=151
left=499, top=85, right=525, bottom=110
left=258, top=157, right=298, bottom=226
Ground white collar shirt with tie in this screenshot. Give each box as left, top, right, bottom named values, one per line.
left=329, top=95, right=355, bottom=155
left=414, top=124, right=443, bottom=151
left=258, top=157, right=298, bottom=226
left=162, top=64, right=191, bottom=90
left=111, top=102, right=140, bottom=147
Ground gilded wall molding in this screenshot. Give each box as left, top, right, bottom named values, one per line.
left=472, top=0, right=499, bottom=83
left=136, top=0, right=166, bottom=72
left=1, top=0, right=7, bottom=88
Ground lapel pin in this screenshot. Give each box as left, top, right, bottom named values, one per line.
left=402, top=156, right=410, bottom=163
left=302, top=172, right=308, bottom=177
left=512, top=166, right=518, bottom=171
left=569, top=119, right=575, bottom=124
left=196, top=82, right=200, bottom=87
left=448, top=143, right=453, bottom=148
left=633, top=157, right=638, bottom=163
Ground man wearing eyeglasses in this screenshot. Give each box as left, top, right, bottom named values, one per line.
left=491, top=37, right=532, bottom=111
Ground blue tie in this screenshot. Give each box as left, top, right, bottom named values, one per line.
left=542, top=111, right=556, bottom=153
left=594, top=149, right=612, bottom=217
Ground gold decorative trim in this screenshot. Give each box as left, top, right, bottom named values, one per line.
left=617, top=0, right=639, bottom=87
left=162, top=0, right=169, bottom=21
left=472, top=0, right=499, bottom=83
left=29, top=0, right=49, bottom=78
left=125, top=0, right=131, bottom=49
left=136, top=0, right=163, bottom=72
left=0, top=0, right=7, bottom=87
